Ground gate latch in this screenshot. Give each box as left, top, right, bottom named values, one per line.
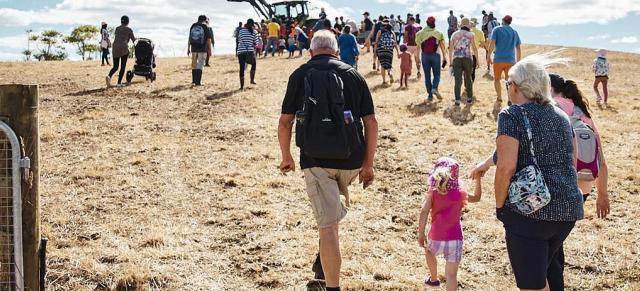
left=19, top=157, right=30, bottom=181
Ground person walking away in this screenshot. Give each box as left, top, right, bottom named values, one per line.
left=375, top=19, right=399, bottom=85
left=592, top=49, right=610, bottom=106
left=484, top=13, right=499, bottom=76
left=416, top=16, right=448, bottom=103
left=547, top=73, right=610, bottom=291
left=449, top=18, right=479, bottom=105
left=278, top=29, right=378, bottom=291
left=338, top=26, right=359, bottom=68
left=188, top=15, right=213, bottom=86
left=236, top=18, right=259, bottom=89
left=404, top=16, right=422, bottom=79
left=392, top=16, right=402, bottom=44
left=266, top=18, right=281, bottom=57
left=469, top=18, right=485, bottom=82
left=416, top=14, right=422, bottom=25
left=447, top=11, right=458, bottom=40
left=100, top=22, right=111, bottom=66
left=362, top=12, right=374, bottom=53
left=418, top=157, right=482, bottom=290
left=469, top=53, right=584, bottom=291
left=487, top=15, right=521, bottom=102
left=398, top=44, right=412, bottom=88
left=106, top=15, right=135, bottom=88
left=259, top=20, right=268, bottom=57
left=205, top=18, right=215, bottom=67
left=481, top=11, right=489, bottom=38
left=294, top=25, right=309, bottom=57
left=370, top=15, right=384, bottom=70
left=233, top=22, right=242, bottom=39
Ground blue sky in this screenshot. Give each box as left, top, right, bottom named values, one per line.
left=1, top=0, right=639, bottom=61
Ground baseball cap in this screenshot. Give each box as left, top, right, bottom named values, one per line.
left=503, top=15, right=513, bottom=24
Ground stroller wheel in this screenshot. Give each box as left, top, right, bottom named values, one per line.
left=126, top=71, right=134, bottom=83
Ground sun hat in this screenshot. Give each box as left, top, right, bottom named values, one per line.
left=595, top=48, right=607, bottom=58
left=470, top=18, right=478, bottom=26
left=460, top=18, right=470, bottom=28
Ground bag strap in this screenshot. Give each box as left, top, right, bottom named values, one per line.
left=517, top=105, right=540, bottom=167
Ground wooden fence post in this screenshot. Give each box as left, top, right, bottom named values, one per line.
left=0, top=84, right=40, bottom=291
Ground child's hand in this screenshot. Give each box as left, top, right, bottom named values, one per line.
left=418, top=232, right=427, bottom=248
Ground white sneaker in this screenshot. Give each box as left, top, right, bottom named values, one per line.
left=105, top=76, right=111, bottom=88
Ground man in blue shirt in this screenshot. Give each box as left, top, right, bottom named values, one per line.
left=487, top=15, right=521, bottom=102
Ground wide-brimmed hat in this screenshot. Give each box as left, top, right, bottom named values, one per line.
left=460, top=18, right=471, bottom=28
left=595, top=48, right=607, bottom=58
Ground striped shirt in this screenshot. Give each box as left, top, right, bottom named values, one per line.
left=236, top=28, right=259, bottom=54
left=496, top=103, right=584, bottom=221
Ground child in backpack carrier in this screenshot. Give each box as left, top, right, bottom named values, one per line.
left=592, top=49, right=610, bottom=106
left=398, top=44, right=412, bottom=89
left=417, top=157, right=482, bottom=290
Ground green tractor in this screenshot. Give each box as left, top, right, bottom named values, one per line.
left=228, top=0, right=319, bottom=29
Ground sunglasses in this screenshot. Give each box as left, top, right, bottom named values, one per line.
left=505, top=80, right=513, bottom=90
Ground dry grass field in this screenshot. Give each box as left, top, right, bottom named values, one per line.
left=0, top=44, right=639, bottom=290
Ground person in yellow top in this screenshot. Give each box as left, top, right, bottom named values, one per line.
left=469, top=18, right=486, bottom=81
left=415, top=16, right=448, bottom=102
left=266, top=18, right=281, bottom=57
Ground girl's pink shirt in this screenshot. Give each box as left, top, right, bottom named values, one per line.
left=428, top=189, right=467, bottom=241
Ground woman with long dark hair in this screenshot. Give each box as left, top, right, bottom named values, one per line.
left=106, top=15, right=135, bottom=87
left=546, top=73, right=610, bottom=291
left=236, top=18, right=259, bottom=89
left=374, top=19, right=398, bottom=85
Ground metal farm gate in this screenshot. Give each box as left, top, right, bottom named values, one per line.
left=0, top=121, right=25, bottom=291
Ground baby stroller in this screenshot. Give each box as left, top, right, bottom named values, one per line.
left=126, top=38, right=157, bottom=83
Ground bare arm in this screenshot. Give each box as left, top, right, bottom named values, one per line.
left=417, top=191, right=433, bottom=247
left=278, top=114, right=295, bottom=173
left=595, top=141, right=610, bottom=218
left=360, top=114, right=378, bottom=189
left=487, top=40, right=495, bottom=64
left=516, top=44, right=521, bottom=62
left=468, top=178, right=483, bottom=203
left=207, top=38, right=212, bottom=55
left=495, top=135, right=519, bottom=208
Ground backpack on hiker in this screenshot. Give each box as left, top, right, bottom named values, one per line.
left=421, top=36, right=438, bottom=54
left=295, top=67, right=362, bottom=159
left=190, top=24, right=206, bottom=45
left=570, top=106, right=600, bottom=181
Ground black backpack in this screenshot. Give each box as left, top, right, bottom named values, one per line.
left=295, top=66, right=362, bottom=159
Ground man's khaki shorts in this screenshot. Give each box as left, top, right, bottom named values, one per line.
left=303, top=167, right=360, bottom=228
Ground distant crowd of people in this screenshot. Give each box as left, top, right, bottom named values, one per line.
left=92, top=7, right=615, bottom=291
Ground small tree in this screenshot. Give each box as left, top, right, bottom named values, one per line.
left=65, top=25, right=99, bottom=60
left=84, top=44, right=100, bottom=60
left=33, top=30, right=67, bottom=61
left=22, top=50, right=32, bottom=61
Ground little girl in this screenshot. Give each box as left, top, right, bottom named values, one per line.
left=592, top=48, right=610, bottom=106
left=398, top=43, right=412, bottom=89
left=417, top=157, right=482, bottom=290
left=287, top=35, right=297, bottom=58
left=278, top=36, right=286, bottom=56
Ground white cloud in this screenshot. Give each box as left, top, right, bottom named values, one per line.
left=611, top=36, right=638, bottom=44
left=586, top=34, right=610, bottom=41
